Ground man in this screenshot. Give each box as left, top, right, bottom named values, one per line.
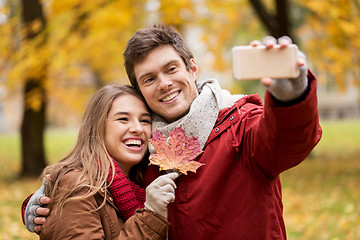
left=24, top=24, right=322, bottom=239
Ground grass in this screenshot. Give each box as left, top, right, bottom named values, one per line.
left=281, top=119, right=360, bottom=240
left=0, top=120, right=359, bottom=239
left=0, top=128, right=77, bottom=240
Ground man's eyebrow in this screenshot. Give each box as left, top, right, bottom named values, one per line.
left=138, top=60, right=180, bottom=81
left=163, top=60, right=179, bottom=68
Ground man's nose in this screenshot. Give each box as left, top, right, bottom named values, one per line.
left=157, top=74, right=173, bottom=91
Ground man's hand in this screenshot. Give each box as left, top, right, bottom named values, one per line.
left=251, top=36, right=308, bottom=102
left=33, top=196, right=51, bottom=233
left=24, top=181, right=51, bottom=233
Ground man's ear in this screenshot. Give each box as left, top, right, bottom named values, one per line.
left=190, top=58, right=198, bottom=79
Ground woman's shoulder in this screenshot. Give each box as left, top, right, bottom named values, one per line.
left=53, top=169, right=90, bottom=197
left=58, top=169, right=83, bottom=186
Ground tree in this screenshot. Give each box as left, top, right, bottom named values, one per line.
left=20, top=0, right=47, bottom=177
left=1, top=0, right=359, bottom=178
left=248, top=0, right=293, bottom=39
left=295, top=0, right=360, bottom=91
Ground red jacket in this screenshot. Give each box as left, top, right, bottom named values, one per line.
left=144, top=72, right=322, bottom=240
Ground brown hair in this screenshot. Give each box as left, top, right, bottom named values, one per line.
left=123, top=23, right=194, bottom=91
left=43, top=84, right=149, bottom=213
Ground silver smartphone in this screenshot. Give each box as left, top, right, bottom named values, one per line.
left=232, top=44, right=300, bottom=80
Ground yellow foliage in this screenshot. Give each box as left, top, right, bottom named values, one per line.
left=160, top=0, right=194, bottom=26
left=339, top=19, right=357, bottom=36
left=29, top=18, right=44, bottom=34
left=1, top=0, right=359, bottom=122
left=25, top=88, right=44, bottom=111
left=295, top=0, right=360, bottom=91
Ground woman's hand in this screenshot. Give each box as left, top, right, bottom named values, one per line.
left=144, top=172, right=179, bottom=219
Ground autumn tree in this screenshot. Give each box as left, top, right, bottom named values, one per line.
left=1, top=0, right=151, bottom=177
left=295, top=0, right=360, bottom=91
left=248, top=0, right=293, bottom=39
left=1, top=0, right=359, bottom=178
left=20, top=0, right=47, bottom=177
left=189, top=0, right=360, bottom=95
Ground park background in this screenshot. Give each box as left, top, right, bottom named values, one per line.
left=0, top=0, right=359, bottom=239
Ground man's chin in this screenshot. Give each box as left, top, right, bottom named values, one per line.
left=161, top=110, right=190, bottom=123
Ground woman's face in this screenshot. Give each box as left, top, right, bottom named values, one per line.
left=105, top=94, right=152, bottom=175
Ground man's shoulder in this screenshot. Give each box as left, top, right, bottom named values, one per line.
left=214, top=94, right=264, bottom=130
left=218, top=94, right=263, bottom=116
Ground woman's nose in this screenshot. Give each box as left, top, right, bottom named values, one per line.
left=129, top=121, right=144, bottom=134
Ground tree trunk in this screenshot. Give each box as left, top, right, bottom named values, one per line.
left=275, top=0, right=291, bottom=38
left=21, top=80, right=47, bottom=177
left=248, top=0, right=294, bottom=40
left=20, top=0, right=47, bottom=177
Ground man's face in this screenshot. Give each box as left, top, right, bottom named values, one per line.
left=134, top=45, right=198, bottom=123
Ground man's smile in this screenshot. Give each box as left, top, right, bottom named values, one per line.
left=161, top=91, right=180, bottom=102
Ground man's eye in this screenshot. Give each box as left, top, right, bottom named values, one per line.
left=144, top=77, right=154, bottom=83
left=168, top=66, right=176, bottom=72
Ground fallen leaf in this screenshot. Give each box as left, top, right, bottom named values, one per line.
left=149, top=126, right=204, bottom=175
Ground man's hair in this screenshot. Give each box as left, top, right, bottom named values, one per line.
left=123, top=24, right=194, bottom=91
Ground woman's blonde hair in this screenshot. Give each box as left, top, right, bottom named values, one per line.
left=43, top=84, right=149, bottom=213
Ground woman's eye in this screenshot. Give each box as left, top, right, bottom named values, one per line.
left=117, top=117, right=128, bottom=122
left=140, top=119, right=151, bottom=124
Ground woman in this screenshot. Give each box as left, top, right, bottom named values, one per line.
left=32, top=84, right=177, bottom=239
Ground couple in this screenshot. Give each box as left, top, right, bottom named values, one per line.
left=23, top=24, right=322, bottom=239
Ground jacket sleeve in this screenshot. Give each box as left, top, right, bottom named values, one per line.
left=40, top=173, right=106, bottom=239
left=119, top=209, right=169, bottom=239
left=21, top=194, right=32, bottom=224
left=40, top=171, right=169, bottom=240
left=252, top=71, right=322, bottom=177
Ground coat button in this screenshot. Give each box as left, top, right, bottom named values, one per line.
left=230, top=116, right=234, bottom=120
left=215, top=128, right=219, bottom=132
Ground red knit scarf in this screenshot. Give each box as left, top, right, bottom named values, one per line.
left=107, top=159, right=145, bottom=220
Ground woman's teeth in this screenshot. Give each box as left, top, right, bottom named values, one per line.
left=124, top=139, right=141, bottom=147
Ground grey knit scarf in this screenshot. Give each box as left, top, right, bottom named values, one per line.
left=150, top=79, right=244, bottom=154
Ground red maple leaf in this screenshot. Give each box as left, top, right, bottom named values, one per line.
left=149, top=126, right=204, bottom=175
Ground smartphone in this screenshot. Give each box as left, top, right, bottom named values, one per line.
left=231, top=44, right=300, bottom=80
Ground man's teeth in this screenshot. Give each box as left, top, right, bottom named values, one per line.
left=124, top=139, right=141, bottom=147
left=162, top=92, right=179, bottom=102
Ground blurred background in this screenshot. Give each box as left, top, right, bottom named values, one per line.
left=0, top=0, right=359, bottom=239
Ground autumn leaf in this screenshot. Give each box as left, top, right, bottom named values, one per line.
left=149, top=126, right=204, bottom=175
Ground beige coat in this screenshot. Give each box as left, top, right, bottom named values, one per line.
left=40, top=171, right=169, bottom=240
